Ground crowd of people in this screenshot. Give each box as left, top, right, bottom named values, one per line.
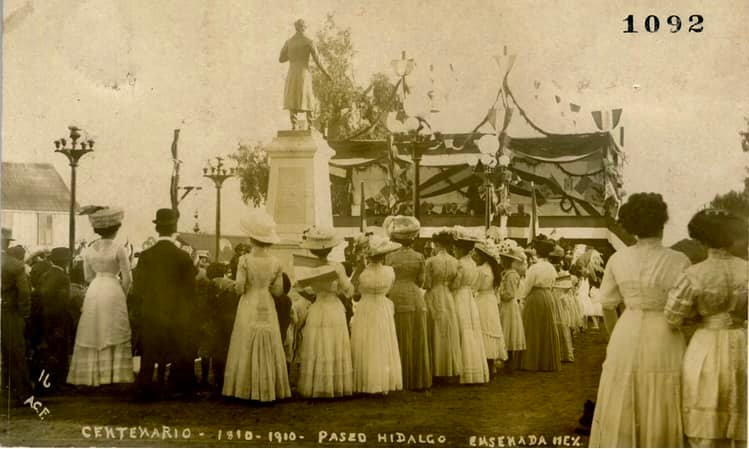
left=1, top=191, right=747, bottom=447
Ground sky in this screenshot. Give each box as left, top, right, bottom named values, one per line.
left=3, top=0, right=748, bottom=246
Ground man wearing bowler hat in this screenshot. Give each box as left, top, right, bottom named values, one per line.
left=132, top=209, right=197, bottom=400
left=1, top=227, right=32, bottom=405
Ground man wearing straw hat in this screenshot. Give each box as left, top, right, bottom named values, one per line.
left=132, top=209, right=198, bottom=400
left=1, top=227, right=32, bottom=404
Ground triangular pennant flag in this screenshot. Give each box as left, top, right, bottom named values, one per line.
left=611, top=108, right=623, bottom=128
left=591, top=110, right=604, bottom=130
left=486, top=107, right=498, bottom=131
left=570, top=103, right=581, bottom=113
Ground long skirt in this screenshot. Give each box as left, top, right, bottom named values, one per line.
left=390, top=280, right=431, bottom=390
left=519, top=287, right=561, bottom=372
left=682, top=319, right=746, bottom=447
left=425, top=284, right=463, bottom=377
left=222, top=289, right=291, bottom=402
left=297, top=294, right=353, bottom=398
left=589, top=309, right=685, bottom=447
left=476, top=290, right=507, bottom=361
left=499, top=297, right=526, bottom=351
left=350, top=294, right=402, bottom=394
left=67, top=275, right=134, bottom=386
left=552, top=289, right=574, bottom=362
left=453, top=287, right=489, bottom=384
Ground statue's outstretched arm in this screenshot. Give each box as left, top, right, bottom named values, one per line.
left=279, top=42, right=289, bottom=63
left=310, top=44, right=332, bottom=80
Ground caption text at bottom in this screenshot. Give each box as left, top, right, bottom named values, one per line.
left=80, top=426, right=583, bottom=446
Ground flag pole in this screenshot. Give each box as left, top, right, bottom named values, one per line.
left=360, top=182, right=366, bottom=232
left=530, top=181, right=537, bottom=244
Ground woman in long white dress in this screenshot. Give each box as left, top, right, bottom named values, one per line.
left=296, top=227, right=354, bottom=398
left=472, top=241, right=508, bottom=376
left=450, top=227, right=489, bottom=384
left=665, top=209, right=747, bottom=447
left=589, top=193, right=691, bottom=447
left=350, top=235, right=403, bottom=394
left=295, top=265, right=353, bottom=398
left=222, top=211, right=290, bottom=402
left=424, top=230, right=463, bottom=382
left=67, top=207, right=134, bottom=386
left=497, top=243, right=527, bottom=370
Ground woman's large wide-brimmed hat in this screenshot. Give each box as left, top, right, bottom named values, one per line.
left=240, top=210, right=280, bottom=244
left=383, top=215, right=421, bottom=240
left=87, top=206, right=125, bottom=229
left=367, top=235, right=401, bottom=257
left=301, top=226, right=342, bottom=250
left=454, top=226, right=483, bottom=243
left=474, top=241, right=501, bottom=263
left=295, top=265, right=339, bottom=288
left=498, top=239, right=525, bottom=262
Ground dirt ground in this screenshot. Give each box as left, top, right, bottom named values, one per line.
left=1, top=331, right=607, bottom=448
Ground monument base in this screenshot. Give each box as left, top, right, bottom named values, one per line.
left=264, top=129, right=336, bottom=276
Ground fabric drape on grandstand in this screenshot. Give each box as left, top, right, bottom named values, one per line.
left=327, top=131, right=619, bottom=216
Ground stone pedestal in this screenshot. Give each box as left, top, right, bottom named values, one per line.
left=265, top=129, right=335, bottom=276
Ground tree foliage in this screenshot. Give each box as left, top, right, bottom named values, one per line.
left=230, top=142, right=269, bottom=207
left=709, top=171, right=749, bottom=218
left=311, top=14, right=401, bottom=140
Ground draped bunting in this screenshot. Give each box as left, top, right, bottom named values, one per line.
left=611, top=108, right=622, bottom=128
left=325, top=63, right=625, bottom=219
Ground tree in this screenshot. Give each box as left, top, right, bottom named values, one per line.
left=230, top=142, right=269, bottom=207
left=709, top=171, right=749, bottom=218
left=311, top=14, right=400, bottom=140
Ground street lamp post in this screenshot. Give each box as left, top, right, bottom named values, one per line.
left=202, top=157, right=236, bottom=262
left=475, top=134, right=513, bottom=232
left=54, top=126, right=93, bottom=269
left=387, top=115, right=432, bottom=220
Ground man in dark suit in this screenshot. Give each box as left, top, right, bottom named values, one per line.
left=35, top=248, right=73, bottom=393
left=132, top=209, right=197, bottom=400
left=1, top=228, right=32, bottom=405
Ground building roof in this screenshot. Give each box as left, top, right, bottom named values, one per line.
left=2, top=162, right=76, bottom=212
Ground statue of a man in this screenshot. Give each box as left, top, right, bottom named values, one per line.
left=279, top=19, right=331, bottom=130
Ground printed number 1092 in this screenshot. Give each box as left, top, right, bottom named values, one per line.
left=623, top=15, right=704, bottom=33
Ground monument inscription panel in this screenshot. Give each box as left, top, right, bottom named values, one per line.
left=274, top=166, right=307, bottom=225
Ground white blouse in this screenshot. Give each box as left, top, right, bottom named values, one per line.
left=518, top=259, right=557, bottom=298
left=597, top=238, right=690, bottom=311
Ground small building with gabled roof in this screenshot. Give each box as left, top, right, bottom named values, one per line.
left=1, top=162, right=82, bottom=249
